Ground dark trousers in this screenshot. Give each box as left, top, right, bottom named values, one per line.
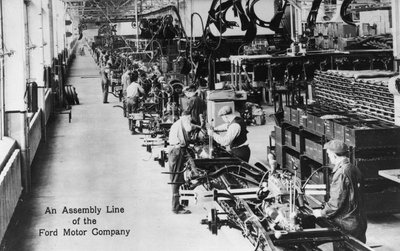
left=231, top=145, right=251, bottom=162
left=168, top=147, right=187, bottom=212
left=102, top=80, right=109, bottom=103
left=127, top=97, right=139, bottom=131
left=171, top=184, right=180, bottom=213
left=126, top=96, right=139, bottom=113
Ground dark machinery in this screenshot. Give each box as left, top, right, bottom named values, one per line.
left=275, top=100, right=400, bottom=214
left=165, top=136, right=373, bottom=250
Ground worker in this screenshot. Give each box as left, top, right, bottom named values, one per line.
left=104, top=56, right=113, bottom=80
left=121, top=67, right=132, bottom=98
left=126, top=71, right=144, bottom=134
left=138, top=70, right=152, bottom=95
left=183, top=85, right=206, bottom=128
left=209, top=106, right=250, bottom=162
left=100, top=69, right=109, bottom=104
left=168, top=111, right=194, bottom=214
left=313, top=139, right=367, bottom=243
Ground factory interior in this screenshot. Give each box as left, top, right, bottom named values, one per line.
left=0, top=0, right=400, bottom=250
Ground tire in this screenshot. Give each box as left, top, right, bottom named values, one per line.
left=210, top=208, right=218, bottom=235
left=66, top=85, right=75, bottom=105
left=64, top=86, right=72, bottom=105
left=72, top=87, right=80, bottom=105
left=69, top=86, right=75, bottom=105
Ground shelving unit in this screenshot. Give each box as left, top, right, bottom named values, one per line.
left=272, top=103, right=400, bottom=214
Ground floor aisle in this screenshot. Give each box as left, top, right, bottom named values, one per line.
left=1, top=50, right=400, bottom=251
left=0, top=52, right=254, bottom=251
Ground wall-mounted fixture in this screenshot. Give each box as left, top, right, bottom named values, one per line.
left=26, top=44, right=37, bottom=51
left=0, top=49, right=15, bottom=57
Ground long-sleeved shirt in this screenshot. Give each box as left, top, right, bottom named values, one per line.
left=186, top=96, right=206, bottom=126
left=213, top=117, right=247, bottom=148
left=121, top=71, right=131, bottom=94
left=321, top=157, right=367, bottom=241
left=168, top=115, right=193, bottom=147
left=126, top=82, right=144, bottom=98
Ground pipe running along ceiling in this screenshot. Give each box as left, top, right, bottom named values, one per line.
left=63, top=0, right=177, bottom=24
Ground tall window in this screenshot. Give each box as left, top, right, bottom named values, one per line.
left=0, top=1, right=4, bottom=138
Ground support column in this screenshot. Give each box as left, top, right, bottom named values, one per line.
left=42, top=0, right=53, bottom=65
left=53, top=0, right=67, bottom=57
left=27, top=0, right=45, bottom=87
left=392, top=0, right=400, bottom=72
left=3, top=0, right=30, bottom=192
left=27, top=0, right=47, bottom=141
left=48, top=0, right=55, bottom=61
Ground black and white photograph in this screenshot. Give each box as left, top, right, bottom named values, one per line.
left=0, top=0, right=399, bottom=250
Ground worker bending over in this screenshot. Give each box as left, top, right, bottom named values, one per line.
left=168, top=111, right=194, bottom=214
left=209, top=106, right=250, bottom=162
left=313, top=139, right=367, bottom=243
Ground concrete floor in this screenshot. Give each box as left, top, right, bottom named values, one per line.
left=1, top=50, right=399, bottom=251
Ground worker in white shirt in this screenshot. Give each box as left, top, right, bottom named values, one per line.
left=121, top=67, right=132, bottom=116
left=209, top=105, right=251, bottom=162
left=121, top=67, right=132, bottom=98
left=126, top=71, right=144, bottom=134
left=168, top=111, right=194, bottom=214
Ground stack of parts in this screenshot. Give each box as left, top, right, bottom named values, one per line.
left=278, top=103, right=400, bottom=213
left=354, top=78, right=395, bottom=123
left=313, top=70, right=398, bottom=123
left=313, top=70, right=356, bottom=110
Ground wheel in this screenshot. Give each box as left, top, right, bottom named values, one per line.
left=210, top=208, right=218, bottom=235
left=129, top=119, right=134, bottom=131
left=72, top=87, right=80, bottom=104
left=138, top=120, right=143, bottom=133
left=67, top=86, right=75, bottom=105
left=160, top=150, right=166, bottom=163
left=64, top=86, right=71, bottom=105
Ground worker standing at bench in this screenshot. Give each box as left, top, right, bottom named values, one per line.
left=121, top=67, right=132, bottom=98
left=209, top=106, right=251, bottom=162
left=100, top=69, right=109, bottom=104
left=126, top=71, right=144, bottom=134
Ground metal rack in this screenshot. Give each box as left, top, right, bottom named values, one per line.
left=273, top=103, right=400, bottom=214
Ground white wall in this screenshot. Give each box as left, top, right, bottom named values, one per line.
left=52, top=0, right=67, bottom=56
left=3, top=0, right=27, bottom=111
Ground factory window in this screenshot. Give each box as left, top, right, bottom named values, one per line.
left=0, top=1, right=4, bottom=138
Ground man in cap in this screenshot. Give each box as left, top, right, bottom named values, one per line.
left=313, top=139, right=367, bottom=243
left=167, top=111, right=194, bottom=214
left=209, top=105, right=250, bottom=162
left=183, top=85, right=206, bottom=128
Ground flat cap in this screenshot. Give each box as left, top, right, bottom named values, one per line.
left=183, top=85, right=197, bottom=93
left=323, top=139, right=348, bottom=154
left=218, top=106, right=233, bottom=116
